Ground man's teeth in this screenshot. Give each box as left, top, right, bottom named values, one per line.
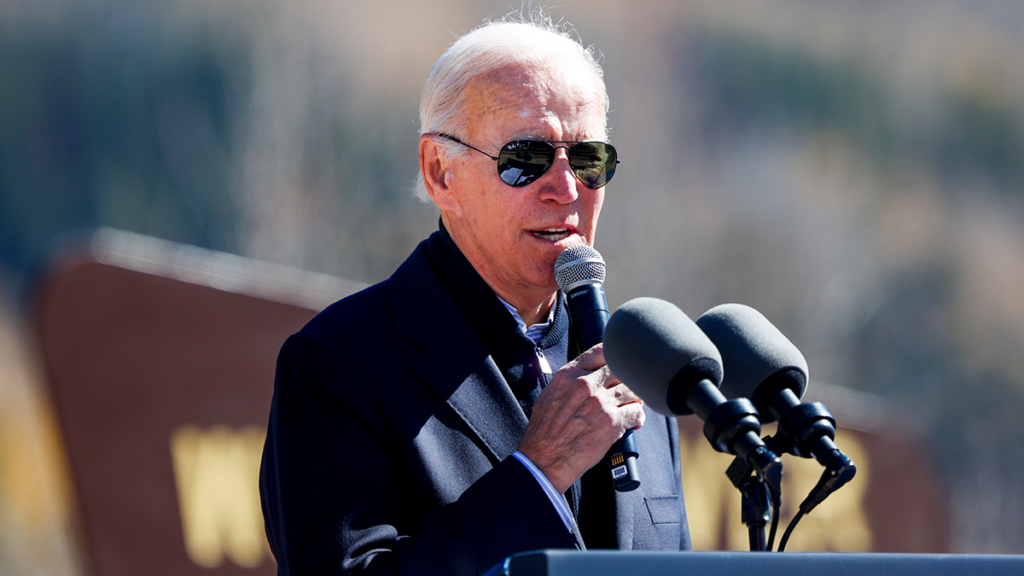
left=532, top=229, right=571, bottom=241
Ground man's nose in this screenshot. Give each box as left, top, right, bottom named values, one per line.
left=538, top=152, right=579, bottom=203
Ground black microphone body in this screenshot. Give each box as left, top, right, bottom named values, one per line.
left=696, top=304, right=856, bottom=490
left=554, top=245, right=639, bottom=492
left=565, top=282, right=609, bottom=354
left=603, top=297, right=782, bottom=487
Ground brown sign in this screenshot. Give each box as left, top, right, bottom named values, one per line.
left=32, top=229, right=949, bottom=575
left=33, top=229, right=363, bottom=576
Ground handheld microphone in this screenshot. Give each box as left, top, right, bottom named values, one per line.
left=554, top=245, right=639, bottom=492
left=695, top=304, right=856, bottom=495
left=603, top=297, right=782, bottom=488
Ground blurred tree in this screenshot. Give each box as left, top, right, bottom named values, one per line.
left=0, top=5, right=242, bottom=273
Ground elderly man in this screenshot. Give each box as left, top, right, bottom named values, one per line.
left=260, top=16, right=691, bottom=576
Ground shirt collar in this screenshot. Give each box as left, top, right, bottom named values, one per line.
left=496, top=295, right=555, bottom=345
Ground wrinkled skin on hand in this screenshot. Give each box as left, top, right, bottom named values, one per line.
left=516, top=343, right=645, bottom=494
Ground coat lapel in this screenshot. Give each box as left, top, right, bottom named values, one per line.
left=389, top=243, right=527, bottom=462
left=409, top=317, right=527, bottom=463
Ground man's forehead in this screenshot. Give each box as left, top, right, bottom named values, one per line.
left=460, top=62, right=605, bottom=138
left=468, top=60, right=598, bottom=99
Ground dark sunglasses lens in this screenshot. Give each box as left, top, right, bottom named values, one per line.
left=497, top=141, right=556, bottom=186
left=569, top=142, right=617, bottom=189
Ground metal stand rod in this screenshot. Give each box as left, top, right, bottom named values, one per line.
left=739, top=475, right=770, bottom=551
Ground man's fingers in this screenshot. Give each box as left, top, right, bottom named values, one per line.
left=608, top=382, right=643, bottom=406
left=572, top=342, right=608, bottom=371
left=619, top=402, right=646, bottom=431
left=571, top=345, right=632, bottom=392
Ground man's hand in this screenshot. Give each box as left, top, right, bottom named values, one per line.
left=516, top=343, right=645, bottom=494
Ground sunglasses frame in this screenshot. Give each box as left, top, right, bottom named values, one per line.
left=433, top=133, right=619, bottom=189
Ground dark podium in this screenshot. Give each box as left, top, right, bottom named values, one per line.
left=494, top=550, right=1024, bottom=576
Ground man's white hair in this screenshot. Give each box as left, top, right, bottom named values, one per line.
left=414, top=12, right=609, bottom=202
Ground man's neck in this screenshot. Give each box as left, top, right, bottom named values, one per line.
left=501, top=292, right=557, bottom=328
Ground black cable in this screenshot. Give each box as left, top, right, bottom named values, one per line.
left=778, top=460, right=857, bottom=551
left=778, top=509, right=804, bottom=552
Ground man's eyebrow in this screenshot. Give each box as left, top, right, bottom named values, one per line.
left=505, top=131, right=606, bottom=142
left=507, top=129, right=542, bottom=141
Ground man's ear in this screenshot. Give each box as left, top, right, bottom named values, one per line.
left=419, top=135, right=461, bottom=216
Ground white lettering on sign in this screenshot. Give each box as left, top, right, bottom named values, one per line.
left=170, top=425, right=270, bottom=568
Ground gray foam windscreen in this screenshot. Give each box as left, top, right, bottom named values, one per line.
left=604, top=297, right=722, bottom=416
left=696, top=303, right=808, bottom=403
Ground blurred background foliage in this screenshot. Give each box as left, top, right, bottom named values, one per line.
left=4, top=0, right=1024, bottom=572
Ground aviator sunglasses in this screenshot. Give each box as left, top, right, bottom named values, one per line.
left=435, top=133, right=619, bottom=189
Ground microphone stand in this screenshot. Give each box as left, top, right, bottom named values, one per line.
left=727, top=457, right=771, bottom=551
left=687, top=381, right=783, bottom=552
left=737, top=400, right=858, bottom=552
left=726, top=434, right=785, bottom=551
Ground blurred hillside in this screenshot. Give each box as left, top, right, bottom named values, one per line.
left=4, top=0, right=1024, bottom=572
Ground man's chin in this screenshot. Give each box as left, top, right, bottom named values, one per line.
left=526, top=271, right=559, bottom=295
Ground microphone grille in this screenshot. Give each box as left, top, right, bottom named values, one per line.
left=554, top=244, right=606, bottom=291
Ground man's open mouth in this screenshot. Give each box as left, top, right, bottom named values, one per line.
left=531, top=228, right=573, bottom=242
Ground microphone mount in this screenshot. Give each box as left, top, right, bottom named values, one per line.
left=677, top=375, right=783, bottom=499
left=681, top=374, right=782, bottom=553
